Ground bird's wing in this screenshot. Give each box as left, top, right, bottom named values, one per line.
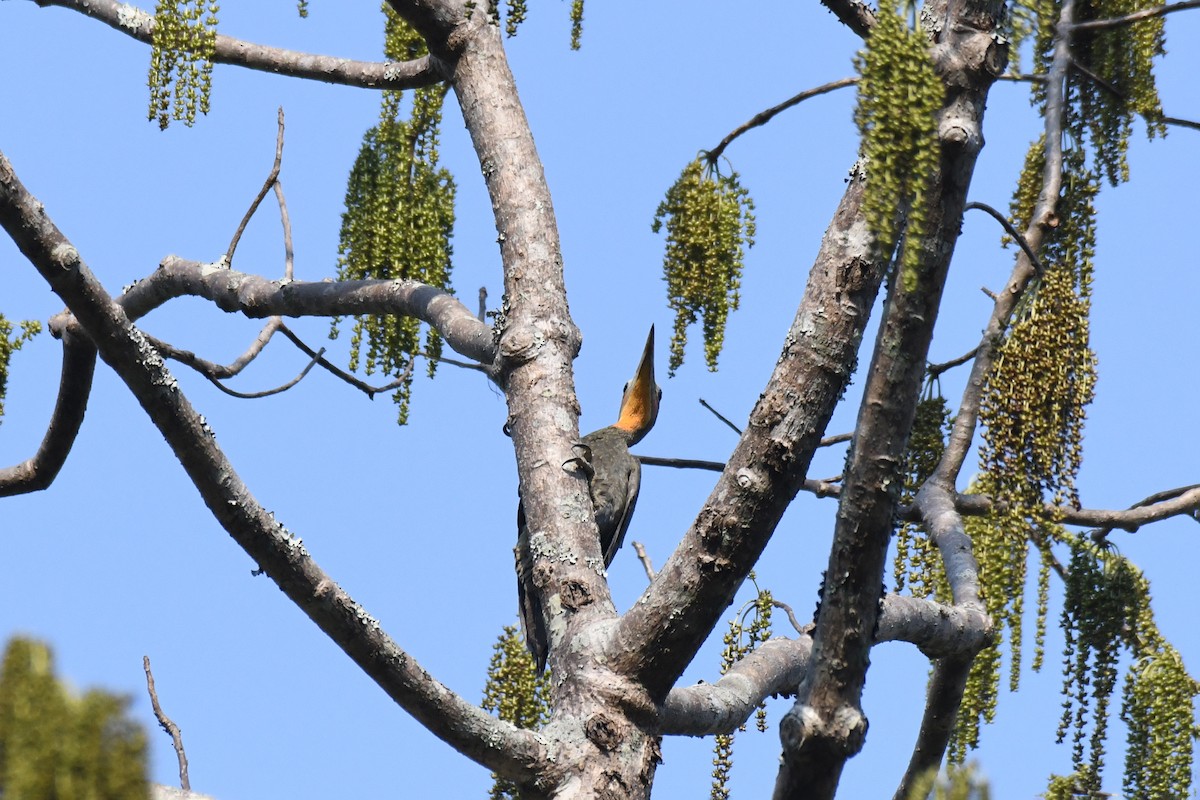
left=602, top=457, right=640, bottom=569
left=515, top=500, right=548, bottom=673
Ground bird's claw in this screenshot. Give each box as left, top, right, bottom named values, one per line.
left=562, top=443, right=595, bottom=480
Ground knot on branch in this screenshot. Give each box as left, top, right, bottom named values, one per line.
left=779, top=702, right=868, bottom=757
left=499, top=323, right=543, bottom=365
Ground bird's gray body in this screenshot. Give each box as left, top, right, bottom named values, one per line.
left=515, top=425, right=641, bottom=674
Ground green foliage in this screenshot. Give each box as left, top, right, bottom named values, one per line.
left=1122, top=643, right=1199, bottom=799
left=569, top=0, right=585, bottom=50
left=652, top=158, right=755, bottom=376
left=147, top=0, right=219, bottom=129
left=952, top=143, right=1101, bottom=753
left=853, top=0, right=943, bottom=291
left=710, top=576, right=773, bottom=799
left=0, top=637, right=149, bottom=800
left=0, top=316, right=40, bottom=424
left=1056, top=541, right=1146, bottom=791
left=904, top=763, right=992, bottom=800
left=1041, top=767, right=1100, bottom=800
left=1029, top=0, right=1165, bottom=184
left=297, top=0, right=309, bottom=18
left=481, top=626, right=552, bottom=800
left=893, top=391, right=954, bottom=601
left=333, top=6, right=455, bottom=425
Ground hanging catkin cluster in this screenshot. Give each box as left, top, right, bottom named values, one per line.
left=480, top=625, right=552, bottom=800
left=1027, top=0, right=1165, bottom=184
left=710, top=577, right=773, bottom=800
left=333, top=6, right=455, bottom=425
left=147, top=0, right=218, bottom=129
left=652, top=158, right=755, bottom=376
left=853, top=0, right=943, bottom=291
left=893, top=391, right=954, bottom=602
left=0, top=316, right=40, bottom=424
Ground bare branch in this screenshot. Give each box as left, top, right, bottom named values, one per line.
left=818, top=0, right=877, bottom=38
left=477, top=286, right=488, bottom=322
left=0, top=148, right=545, bottom=781
left=657, top=594, right=988, bottom=737
left=202, top=346, right=329, bottom=399
left=699, top=397, right=743, bottom=435
left=613, top=168, right=890, bottom=700
left=964, top=201, right=1046, bottom=275
left=0, top=331, right=96, bottom=497
left=143, top=656, right=190, bottom=791
left=116, top=257, right=495, bottom=367
left=927, top=348, right=977, bottom=379
left=891, top=656, right=975, bottom=800
left=632, top=541, right=656, bottom=581
left=705, top=78, right=859, bottom=164
left=227, top=108, right=286, bottom=267
left=1070, top=0, right=1200, bottom=29
left=32, top=0, right=443, bottom=90
left=143, top=320, right=282, bottom=381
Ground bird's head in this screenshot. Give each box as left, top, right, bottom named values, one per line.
left=614, top=326, right=661, bottom=446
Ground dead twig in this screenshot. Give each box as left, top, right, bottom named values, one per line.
left=632, top=541, right=656, bottom=581
left=143, top=656, right=190, bottom=791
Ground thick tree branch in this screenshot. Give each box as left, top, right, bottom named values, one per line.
left=657, top=594, right=988, bottom=737
left=890, top=656, right=975, bottom=800
left=0, top=147, right=544, bottom=783
left=818, top=0, right=877, bottom=38
left=117, top=257, right=495, bottom=367
left=32, top=0, right=443, bottom=90
left=612, top=168, right=889, bottom=700
left=0, top=330, right=96, bottom=496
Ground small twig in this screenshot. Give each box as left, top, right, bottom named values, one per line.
left=1069, top=0, right=1200, bottom=29
left=275, top=180, right=295, bottom=281
left=226, top=107, right=286, bottom=267
left=819, top=432, right=853, bottom=448
left=698, top=398, right=742, bottom=435
left=205, top=347, right=327, bottom=399
left=705, top=77, right=859, bottom=164
left=145, top=320, right=282, bottom=380
left=1089, top=482, right=1200, bottom=541
left=143, top=656, right=190, bottom=791
left=477, top=286, right=488, bottom=322
left=965, top=201, right=1046, bottom=276
left=276, top=324, right=420, bottom=397
left=632, top=541, right=656, bottom=581
left=771, top=599, right=809, bottom=636
left=927, top=348, right=978, bottom=379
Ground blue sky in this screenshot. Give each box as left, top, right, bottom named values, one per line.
left=1, top=1, right=1198, bottom=798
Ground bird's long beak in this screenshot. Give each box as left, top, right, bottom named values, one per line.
left=614, top=326, right=660, bottom=445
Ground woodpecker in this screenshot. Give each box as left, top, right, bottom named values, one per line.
left=515, top=326, right=660, bottom=673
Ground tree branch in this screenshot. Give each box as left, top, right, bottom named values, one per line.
left=32, top=0, right=443, bottom=90
left=705, top=77, right=860, bottom=164
left=1070, top=0, right=1200, bottom=29
left=612, top=166, right=890, bottom=700
left=657, top=594, right=988, bottom=737
left=963, top=201, right=1045, bottom=275
left=0, top=147, right=545, bottom=783
left=143, top=656, right=190, bottom=791
left=890, top=656, right=975, bottom=800
left=116, top=257, right=496, bottom=367
left=0, top=330, right=96, bottom=497
left=818, top=0, right=877, bottom=38
left=226, top=107, right=286, bottom=268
